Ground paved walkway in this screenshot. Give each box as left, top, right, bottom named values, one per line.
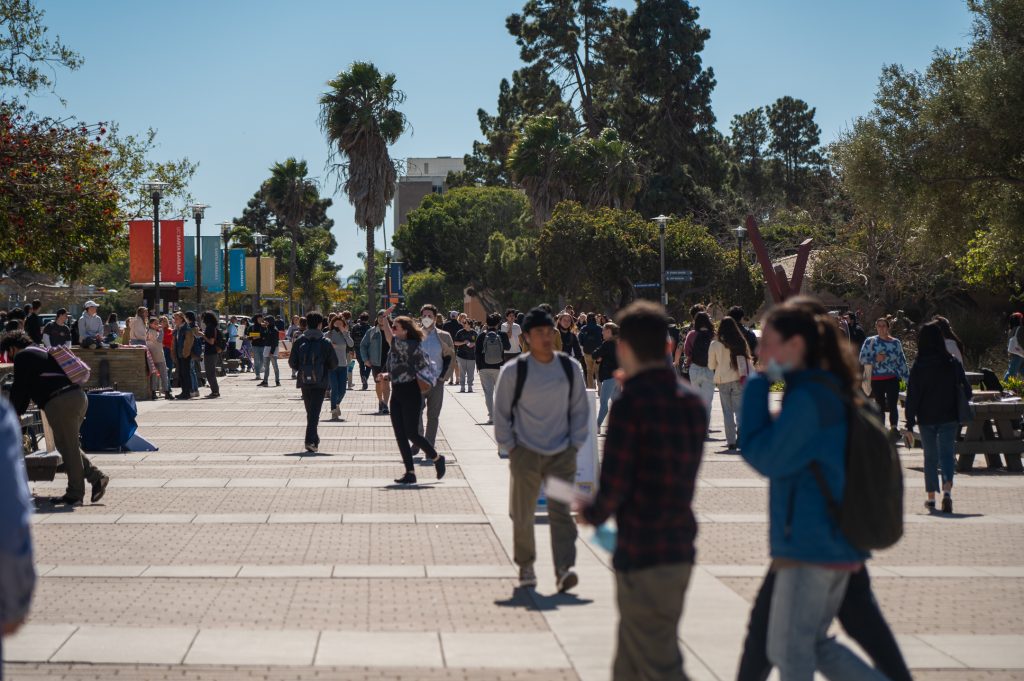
left=4, top=369, right=1024, bottom=680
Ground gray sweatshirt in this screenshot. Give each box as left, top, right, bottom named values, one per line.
left=493, top=352, right=590, bottom=455
left=328, top=328, right=354, bottom=364
left=77, top=312, right=103, bottom=340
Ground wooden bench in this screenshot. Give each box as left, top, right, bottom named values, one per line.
left=956, top=401, right=1024, bottom=473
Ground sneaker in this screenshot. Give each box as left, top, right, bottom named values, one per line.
left=176, top=393, right=191, bottom=400
left=941, top=495, right=953, bottom=514
left=205, top=393, right=220, bottom=399
left=394, top=472, right=417, bottom=485
left=275, top=381, right=281, bottom=387
left=164, top=392, right=175, bottom=400
left=91, top=475, right=110, bottom=503
left=434, top=455, right=446, bottom=480
left=556, top=569, right=579, bottom=593
left=518, top=566, right=538, bottom=589
left=925, top=499, right=936, bottom=511
left=381, top=406, right=389, bottom=415
left=305, top=442, right=318, bottom=453
left=258, top=381, right=268, bottom=387
left=485, top=418, right=493, bottom=425
left=331, top=406, right=340, bottom=420
left=191, top=391, right=200, bottom=398
left=467, top=388, right=474, bottom=393
left=459, top=387, right=465, bottom=393
left=50, top=494, right=83, bottom=506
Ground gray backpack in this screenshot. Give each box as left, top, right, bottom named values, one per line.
left=482, top=331, right=504, bottom=365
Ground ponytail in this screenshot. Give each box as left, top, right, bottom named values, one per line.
left=814, top=314, right=860, bottom=403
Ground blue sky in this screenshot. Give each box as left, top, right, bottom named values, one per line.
left=30, top=0, right=974, bottom=280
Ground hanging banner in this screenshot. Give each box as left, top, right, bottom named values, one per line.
left=128, top=220, right=153, bottom=284
left=182, top=236, right=196, bottom=287
left=228, top=248, right=247, bottom=292
left=390, top=262, right=404, bottom=297
left=160, top=220, right=185, bottom=283
left=201, top=236, right=224, bottom=292
left=245, top=256, right=276, bottom=294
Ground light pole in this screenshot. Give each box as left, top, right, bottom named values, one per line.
left=143, top=181, right=169, bottom=313
left=191, top=204, right=209, bottom=314
left=218, top=221, right=232, bottom=311
left=252, top=232, right=266, bottom=315
left=652, top=215, right=669, bottom=307
left=732, top=224, right=748, bottom=270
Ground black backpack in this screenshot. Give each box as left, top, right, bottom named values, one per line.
left=295, top=336, right=329, bottom=386
left=690, top=331, right=713, bottom=367
left=510, top=353, right=575, bottom=428
left=808, top=377, right=904, bottom=552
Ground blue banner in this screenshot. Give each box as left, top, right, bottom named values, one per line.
left=202, top=236, right=224, bottom=292
left=180, top=236, right=196, bottom=287
left=390, top=262, right=404, bottom=297
left=228, top=248, right=247, bottom=292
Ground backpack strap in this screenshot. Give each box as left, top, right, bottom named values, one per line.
left=802, top=375, right=847, bottom=528
left=510, top=355, right=530, bottom=428
left=558, top=353, right=574, bottom=429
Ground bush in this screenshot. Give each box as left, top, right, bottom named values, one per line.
left=403, top=269, right=462, bottom=313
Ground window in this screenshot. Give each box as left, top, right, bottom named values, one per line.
left=423, top=162, right=429, bottom=174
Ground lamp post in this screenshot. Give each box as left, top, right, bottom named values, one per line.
left=191, top=204, right=209, bottom=314
left=143, top=181, right=169, bottom=313
left=252, top=232, right=266, bottom=315
left=652, top=215, right=670, bottom=307
left=218, top=221, right=232, bottom=311
left=732, top=224, right=748, bottom=270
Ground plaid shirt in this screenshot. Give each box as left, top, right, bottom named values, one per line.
left=583, top=367, right=706, bottom=571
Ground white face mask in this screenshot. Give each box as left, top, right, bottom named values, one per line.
left=421, top=316, right=434, bottom=329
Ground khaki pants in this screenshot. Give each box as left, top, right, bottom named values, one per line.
left=509, top=445, right=577, bottom=572
left=614, top=563, right=693, bottom=681
left=45, top=389, right=103, bottom=500
left=584, top=354, right=597, bottom=390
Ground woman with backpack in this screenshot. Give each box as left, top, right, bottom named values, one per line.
left=683, top=311, right=716, bottom=429
left=708, top=316, right=752, bottom=451
left=378, top=314, right=445, bottom=485
left=200, top=311, right=221, bottom=399
left=858, top=318, right=909, bottom=439
left=476, top=312, right=511, bottom=425
left=904, top=321, right=971, bottom=514
left=738, top=299, right=894, bottom=681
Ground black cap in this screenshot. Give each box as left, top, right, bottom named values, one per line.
left=521, top=307, right=554, bottom=333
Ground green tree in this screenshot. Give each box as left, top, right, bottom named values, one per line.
left=766, top=96, right=822, bottom=204
left=0, top=0, right=81, bottom=99
left=730, top=107, right=771, bottom=203
left=262, top=158, right=319, bottom=317
left=319, top=61, right=407, bottom=314
left=483, top=232, right=545, bottom=311
left=403, top=268, right=461, bottom=312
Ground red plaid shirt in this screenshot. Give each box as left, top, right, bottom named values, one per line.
left=583, top=367, right=706, bottom=571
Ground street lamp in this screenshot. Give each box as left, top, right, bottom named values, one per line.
left=143, top=181, right=169, bottom=313
left=731, top=224, right=748, bottom=269
left=191, top=203, right=209, bottom=314
left=652, top=215, right=670, bottom=307
left=252, top=232, right=266, bottom=315
left=218, top=221, right=232, bottom=311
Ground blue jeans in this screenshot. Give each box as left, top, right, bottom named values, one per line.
left=597, top=377, right=619, bottom=428
left=718, top=380, right=743, bottom=445
left=768, top=565, right=888, bottom=681
left=688, top=364, right=715, bottom=429
left=919, top=421, right=958, bottom=493
left=262, top=347, right=279, bottom=382
left=329, top=366, right=348, bottom=409
left=252, top=347, right=264, bottom=376
left=1006, top=354, right=1023, bottom=380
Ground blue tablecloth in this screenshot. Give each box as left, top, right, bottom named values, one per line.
left=80, top=391, right=138, bottom=451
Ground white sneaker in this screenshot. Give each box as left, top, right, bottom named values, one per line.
left=331, top=406, right=340, bottom=420
left=305, top=443, right=318, bottom=453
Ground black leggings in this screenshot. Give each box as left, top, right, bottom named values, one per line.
left=872, top=377, right=901, bottom=428
left=736, top=567, right=911, bottom=681
left=389, top=381, right=438, bottom=472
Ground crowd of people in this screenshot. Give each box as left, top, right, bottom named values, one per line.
left=2, top=293, right=1023, bottom=680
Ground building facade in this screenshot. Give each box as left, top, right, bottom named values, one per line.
left=393, top=156, right=465, bottom=234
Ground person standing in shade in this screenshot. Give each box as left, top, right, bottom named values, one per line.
left=2, top=331, right=109, bottom=506
left=23, top=299, right=42, bottom=344
left=200, top=311, right=222, bottom=398
left=708, top=316, right=753, bottom=451
left=580, top=301, right=706, bottom=681
left=327, top=315, right=354, bottom=421
left=858, top=317, right=909, bottom=439
left=454, top=314, right=478, bottom=393
left=593, top=322, right=620, bottom=430
left=378, top=313, right=446, bottom=484
left=41, top=309, right=72, bottom=349
left=416, top=304, right=455, bottom=447
left=289, top=312, right=337, bottom=453
left=259, top=315, right=281, bottom=387
left=476, top=312, right=510, bottom=425
left=493, top=307, right=589, bottom=592
left=360, top=310, right=392, bottom=415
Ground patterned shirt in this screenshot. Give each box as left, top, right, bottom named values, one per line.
left=583, top=367, right=706, bottom=571
left=859, top=336, right=909, bottom=382
left=386, top=338, right=436, bottom=386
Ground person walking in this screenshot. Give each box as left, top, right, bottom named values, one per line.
left=739, top=300, right=889, bottom=681
left=327, top=315, right=354, bottom=420
left=41, top=309, right=72, bottom=349
left=905, top=321, right=971, bottom=514
left=859, top=317, right=909, bottom=439
left=493, top=307, right=589, bottom=592
left=476, top=312, right=511, bottom=425
left=556, top=312, right=584, bottom=364
left=454, top=314, right=478, bottom=393
left=2, top=331, right=110, bottom=506
left=577, top=313, right=604, bottom=389
left=580, top=301, right=706, bottom=681
left=248, top=314, right=265, bottom=379
left=708, top=316, right=753, bottom=451
left=593, top=322, right=620, bottom=430
left=288, top=312, right=337, bottom=453
left=350, top=311, right=371, bottom=390
left=172, top=312, right=195, bottom=400
left=1006, top=312, right=1024, bottom=380
left=501, top=308, right=524, bottom=363
left=443, top=311, right=463, bottom=386
left=146, top=316, right=173, bottom=400
left=200, top=311, right=222, bottom=398
left=416, top=304, right=455, bottom=447
left=259, top=315, right=281, bottom=387
left=378, top=313, right=447, bottom=484
left=361, top=310, right=392, bottom=414
left=683, top=311, right=716, bottom=429
left=727, top=305, right=759, bottom=357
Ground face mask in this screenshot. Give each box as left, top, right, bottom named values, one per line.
left=421, top=316, right=434, bottom=329
left=762, top=358, right=793, bottom=383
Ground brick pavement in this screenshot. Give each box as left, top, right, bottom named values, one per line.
left=5, top=372, right=1024, bottom=679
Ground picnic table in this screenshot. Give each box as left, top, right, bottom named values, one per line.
left=956, top=400, right=1024, bottom=473
left=964, top=371, right=984, bottom=387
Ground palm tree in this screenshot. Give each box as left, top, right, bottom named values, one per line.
left=319, top=61, right=407, bottom=314
left=262, top=158, right=318, bottom=317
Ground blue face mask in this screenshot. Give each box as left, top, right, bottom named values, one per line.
left=762, top=358, right=793, bottom=383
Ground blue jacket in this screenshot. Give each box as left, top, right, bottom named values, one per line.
left=740, top=370, right=867, bottom=564
left=0, top=398, right=36, bottom=627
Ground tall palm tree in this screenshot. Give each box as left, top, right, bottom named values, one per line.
left=262, top=158, right=318, bottom=318
left=319, top=61, right=406, bottom=314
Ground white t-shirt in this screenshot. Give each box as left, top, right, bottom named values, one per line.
left=502, top=322, right=523, bottom=354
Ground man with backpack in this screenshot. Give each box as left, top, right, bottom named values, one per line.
left=1, top=330, right=109, bottom=506
left=493, top=307, right=590, bottom=592
left=476, top=312, right=511, bottom=425
left=288, top=312, right=338, bottom=453
left=577, top=313, right=603, bottom=389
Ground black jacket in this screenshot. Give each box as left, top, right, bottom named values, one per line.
left=559, top=329, right=584, bottom=362
left=24, top=313, right=42, bottom=344
left=475, top=329, right=510, bottom=370
left=10, top=346, right=75, bottom=413
left=578, top=323, right=603, bottom=355
left=905, top=354, right=971, bottom=429
left=288, top=332, right=338, bottom=390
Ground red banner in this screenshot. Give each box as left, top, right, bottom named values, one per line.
left=160, top=220, right=185, bottom=283
left=128, top=220, right=153, bottom=284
